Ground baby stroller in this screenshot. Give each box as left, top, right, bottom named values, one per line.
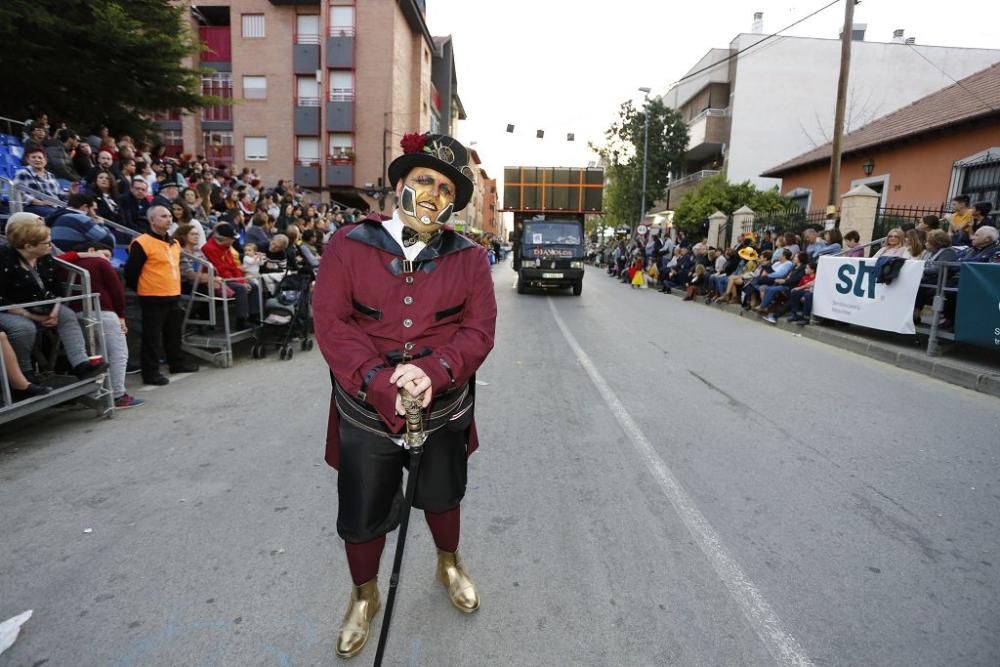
left=250, top=269, right=314, bottom=360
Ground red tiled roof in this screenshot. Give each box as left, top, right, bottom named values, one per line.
left=761, top=61, right=1000, bottom=176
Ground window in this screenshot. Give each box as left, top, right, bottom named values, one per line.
left=296, top=76, right=321, bottom=106
left=241, top=13, right=265, bottom=39
left=296, top=15, right=320, bottom=44
left=242, top=75, right=267, bottom=100
left=329, top=71, right=354, bottom=101
left=329, top=7, right=355, bottom=36
left=297, top=137, right=320, bottom=166
left=202, top=131, right=234, bottom=166
left=161, top=129, right=184, bottom=158
left=244, top=136, right=268, bottom=161
left=962, top=159, right=1000, bottom=209
left=201, top=72, right=233, bottom=122
left=329, top=134, right=354, bottom=162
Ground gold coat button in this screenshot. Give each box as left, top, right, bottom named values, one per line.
left=404, top=342, right=415, bottom=351
left=403, top=296, right=414, bottom=305
left=405, top=276, right=415, bottom=284
left=403, top=318, right=413, bottom=328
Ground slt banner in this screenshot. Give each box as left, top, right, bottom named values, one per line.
left=813, top=256, right=925, bottom=334
left=954, top=263, right=1000, bottom=350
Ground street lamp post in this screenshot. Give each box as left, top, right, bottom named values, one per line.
left=638, top=87, right=651, bottom=234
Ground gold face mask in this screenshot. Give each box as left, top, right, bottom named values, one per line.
left=398, top=167, right=457, bottom=233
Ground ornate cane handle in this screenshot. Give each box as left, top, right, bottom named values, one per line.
left=400, top=388, right=427, bottom=450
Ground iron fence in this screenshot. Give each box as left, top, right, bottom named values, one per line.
left=751, top=209, right=830, bottom=238
left=871, top=204, right=948, bottom=255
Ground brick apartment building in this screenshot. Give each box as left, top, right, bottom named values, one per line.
left=159, top=0, right=469, bottom=213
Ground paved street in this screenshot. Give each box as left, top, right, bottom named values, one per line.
left=1, top=260, right=998, bottom=667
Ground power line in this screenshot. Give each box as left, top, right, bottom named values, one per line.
left=668, top=0, right=842, bottom=89
left=904, top=44, right=998, bottom=114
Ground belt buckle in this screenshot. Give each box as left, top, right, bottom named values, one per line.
left=402, top=260, right=414, bottom=274
left=400, top=353, right=413, bottom=363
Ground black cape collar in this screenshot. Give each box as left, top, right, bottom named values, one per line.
left=346, top=218, right=478, bottom=261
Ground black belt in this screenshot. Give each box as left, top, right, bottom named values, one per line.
left=334, top=381, right=471, bottom=440
left=384, top=347, right=432, bottom=365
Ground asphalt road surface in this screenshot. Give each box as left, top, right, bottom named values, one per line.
left=1, top=259, right=997, bottom=667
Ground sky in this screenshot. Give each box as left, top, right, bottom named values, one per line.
left=424, top=0, right=1000, bottom=187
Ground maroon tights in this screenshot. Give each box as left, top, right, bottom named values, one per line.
left=344, top=506, right=460, bottom=585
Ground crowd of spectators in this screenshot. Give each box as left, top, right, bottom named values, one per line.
left=1, top=114, right=506, bottom=413
left=595, top=195, right=1000, bottom=329
left=1, top=114, right=377, bottom=410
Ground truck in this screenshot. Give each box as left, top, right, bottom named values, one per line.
left=503, top=166, right=603, bottom=296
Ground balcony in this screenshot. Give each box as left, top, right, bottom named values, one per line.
left=666, top=170, right=720, bottom=205
left=199, top=25, right=231, bottom=63
left=327, top=93, right=354, bottom=132
left=294, top=159, right=321, bottom=188
left=293, top=40, right=319, bottom=74
left=294, top=101, right=320, bottom=135
left=326, top=159, right=354, bottom=187
left=327, top=25, right=355, bottom=68
left=686, top=108, right=728, bottom=161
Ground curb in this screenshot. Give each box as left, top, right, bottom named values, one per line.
left=641, top=280, right=1000, bottom=400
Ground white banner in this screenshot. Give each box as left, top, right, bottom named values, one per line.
left=813, top=256, right=925, bottom=334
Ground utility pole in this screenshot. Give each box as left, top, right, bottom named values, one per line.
left=638, top=87, right=651, bottom=233
left=827, top=0, right=855, bottom=214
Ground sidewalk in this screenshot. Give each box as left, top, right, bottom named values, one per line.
left=628, top=276, right=1000, bottom=399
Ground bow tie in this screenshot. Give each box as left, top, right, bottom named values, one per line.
left=402, top=226, right=440, bottom=248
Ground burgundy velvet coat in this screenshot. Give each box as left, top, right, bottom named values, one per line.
left=313, top=216, right=498, bottom=469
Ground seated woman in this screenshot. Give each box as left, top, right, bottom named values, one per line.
left=756, top=251, right=809, bottom=313
left=913, top=229, right=959, bottom=325
left=719, top=247, right=760, bottom=304
left=817, top=229, right=843, bottom=256
left=873, top=228, right=914, bottom=258
left=707, top=248, right=739, bottom=303
left=0, top=213, right=108, bottom=381
left=1, top=330, right=53, bottom=401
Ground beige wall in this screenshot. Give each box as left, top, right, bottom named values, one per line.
left=354, top=0, right=394, bottom=194
left=175, top=0, right=300, bottom=183
left=229, top=0, right=297, bottom=183
left=355, top=0, right=431, bottom=209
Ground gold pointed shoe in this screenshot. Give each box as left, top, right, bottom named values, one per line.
left=335, top=578, right=381, bottom=658
left=436, top=549, right=480, bottom=613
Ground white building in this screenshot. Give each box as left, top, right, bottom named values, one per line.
left=659, top=17, right=1000, bottom=208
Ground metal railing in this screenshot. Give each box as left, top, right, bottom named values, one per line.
left=751, top=209, right=830, bottom=237
left=180, top=260, right=263, bottom=369
left=687, top=107, right=728, bottom=124
left=2, top=175, right=258, bottom=370
left=0, top=114, right=27, bottom=138
left=668, top=170, right=720, bottom=189
left=0, top=261, right=115, bottom=422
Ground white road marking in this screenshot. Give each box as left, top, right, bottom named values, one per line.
left=548, top=298, right=814, bottom=667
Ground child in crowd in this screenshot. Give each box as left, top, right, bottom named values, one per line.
left=628, top=257, right=645, bottom=288
left=242, top=242, right=262, bottom=279
left=767, top=262, right=817, bottom=324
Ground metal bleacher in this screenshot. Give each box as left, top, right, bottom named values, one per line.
left=1, top=174, right=262, bottom=371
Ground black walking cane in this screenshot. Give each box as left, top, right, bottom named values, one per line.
left=373, top=388, right=427, bottom=666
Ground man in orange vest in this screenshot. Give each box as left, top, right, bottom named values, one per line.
left=123, top=204, right=199, bottom=385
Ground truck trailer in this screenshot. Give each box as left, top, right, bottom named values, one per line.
left=503, top=166, right=603, bottom=296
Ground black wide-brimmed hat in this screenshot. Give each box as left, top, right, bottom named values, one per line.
left=388, top=133, right=475, bottom=211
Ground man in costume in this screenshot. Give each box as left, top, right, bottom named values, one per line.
left=313, top=132, right=497, bottom=659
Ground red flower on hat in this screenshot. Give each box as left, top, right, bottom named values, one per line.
left=400, top=132, right=428, bottom=155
